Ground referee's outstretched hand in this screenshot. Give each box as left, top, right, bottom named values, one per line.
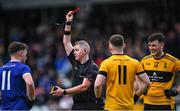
left=66, top=11, right=73, bottom=22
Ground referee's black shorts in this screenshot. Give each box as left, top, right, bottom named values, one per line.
left=72, top=102, right=103, bottom=110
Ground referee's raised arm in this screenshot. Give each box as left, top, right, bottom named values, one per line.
left=63, top=11, right=74, bottom=56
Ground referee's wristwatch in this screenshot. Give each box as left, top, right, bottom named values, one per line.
left=63, top=89, right=67, bottom=95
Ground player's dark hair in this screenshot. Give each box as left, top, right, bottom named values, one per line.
left=109, top=34, right=124, bottom=47
left=8, top=42, right=28, bottom=55
left=148, top=32, right=165, bottom=43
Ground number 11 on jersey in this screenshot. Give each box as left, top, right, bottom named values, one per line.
left=1, top=71, right=11, bottom=90
left=118, top=65, right=127, bottom=84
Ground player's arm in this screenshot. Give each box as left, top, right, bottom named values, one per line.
left=164, top=71, right=180, bottom=98
left=174, top=60, right=180, bottom=93
left=134, top=75, right=140, bottom=92
left=134, top=72, right=150, bottom=103
left=94, top=74, right=106, bottom=98
left=51, top=78, right=91, bottom=96
left=164, top=59, right=180, bottom=98
left=173, top=71, right=180, bottom=93
left=177, top=85, right=180, bottom=92
left=22, top=73, right=35, bottom=101
left=94, top=74, right=106, bottom=107
left=136, top=60, right=150, bottom=95
left=136, top=72, right=150, bottom=95
left=173, top=61, right=180, bottom=93
left=176, top=71, right=180, bottom=93
left=63, top=11, right=74, bottom=56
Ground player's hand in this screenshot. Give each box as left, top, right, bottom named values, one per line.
left=143, top=89, right=148, bottom=95
left=66, top=11, right=73, bottom=22
left=134, top=93, right=140, bottom=104
left=50, top=86, right=64, bottom=97
left=96, top=97, right=105, bottom=109
left=26, top=98, right=34, bottom=109
left=164, top=89, right=179, bottom=98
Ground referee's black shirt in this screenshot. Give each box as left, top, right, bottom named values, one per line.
left=67, top=50, right=99, bottom=103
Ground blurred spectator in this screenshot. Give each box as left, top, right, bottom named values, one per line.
left=0, top=39, right=7, bottom=66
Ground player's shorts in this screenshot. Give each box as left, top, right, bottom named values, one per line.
left=1, top=98, right=31, bottom=110
left=144, top=103, right=176, bottom=110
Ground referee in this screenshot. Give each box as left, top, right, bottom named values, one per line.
left=51, top=11, right=103, bottom=110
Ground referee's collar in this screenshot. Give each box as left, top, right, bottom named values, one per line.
left=80, top=59, right=91, bottom=65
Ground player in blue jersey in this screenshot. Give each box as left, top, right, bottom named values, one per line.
left=0, top=42, right=35, bottom=110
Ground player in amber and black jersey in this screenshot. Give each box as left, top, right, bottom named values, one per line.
left=140, top=33, right=180, bottom=110
left=94, top=34, right=150, bottom=110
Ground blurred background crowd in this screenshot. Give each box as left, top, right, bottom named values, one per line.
left=0, top=0, right=180, bottom=110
